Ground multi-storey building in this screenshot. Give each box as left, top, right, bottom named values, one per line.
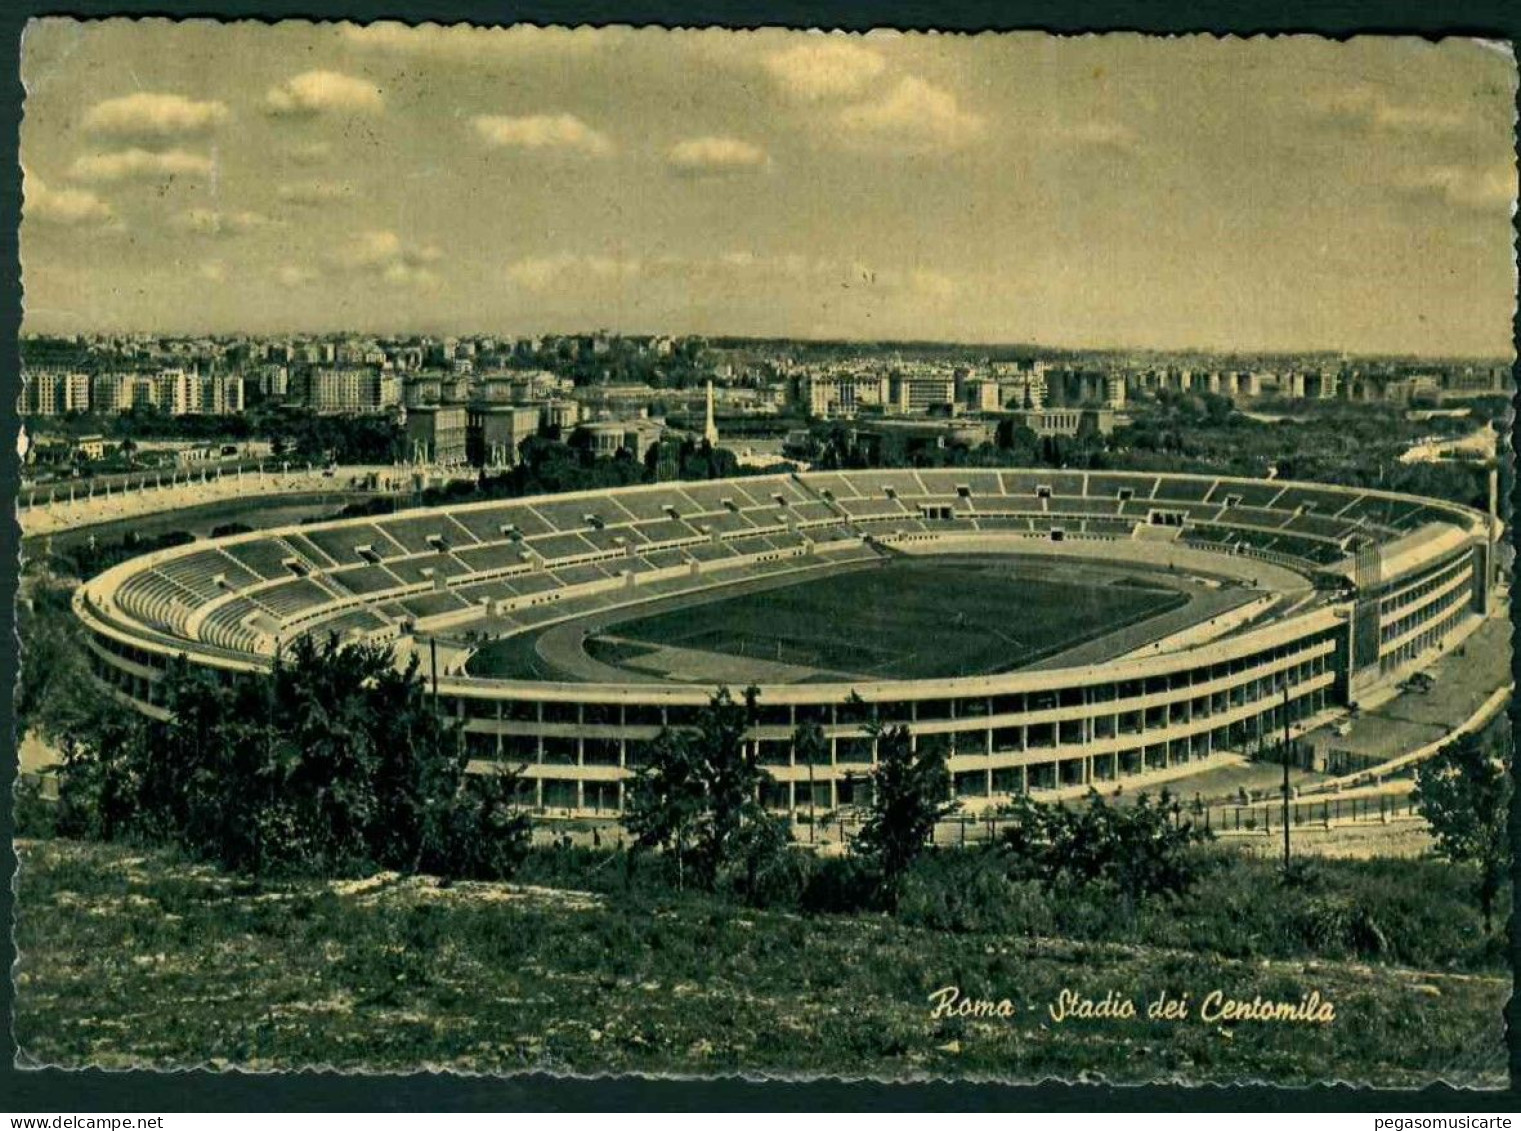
left=19, top=370, right=91, bottom=416
left=888, top=372, right=956, bottom=414
left=466, top=404, right=540, bottom=467
left=404, top=404, right=469, bottom=465
left=801, top=373, right=889, bottom=418
left=301, top=368, right=403, bottom=414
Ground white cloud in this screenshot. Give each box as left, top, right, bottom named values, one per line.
left=335, top=228, right=403, bottom=268
left=471, top=113, right=613, bottom=155
left=82, top=92, right=230, bottom=141
left=287, top=141, right=333, bottom=166
left=380, top=261, right=442, bottom=289
left=265, top=70, right=384, bottom=117
left=275, top=180, right=355, bottom=207
left=910, top=268, right=957, bottom=301
left=276, top=265, right=319, bottom=287
left=1392, top=163, right=1517, bottom=212
left=24, top=169, right=115, bottom=227
left=176, top=207, right=275, bottom=236
left=505, top=252, right=636, bottom=290
left=836, top=77, right=985, bottom=152
left=1056, top=120, right=1139, bottom=152
left=1313, top=85, right=1469, bottom=136
left=68, top=147, right=213, bottom=183
left=666, top=136, right=769, bottom=177
left=328, top=229, right=443, bottom=289
left=504, top=248, right=958, bottom=303
left=764, top=39, right=886, bottom=100
left=340, top=22, right=599, bottom=61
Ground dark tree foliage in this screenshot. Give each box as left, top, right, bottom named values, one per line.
left=16, top=582, right=101, bottom=742
left=852, top=722, right=956, bottom=911
left=1414, top=727, right=1513, bottom=933
left=999, top=789, right=1212, bottom=912
left=53, top=635, right=529, bottom=880
left=791, top=717, right=828, bottom=824
left=623, top=722, right=707, bottom=890
left=623, top=685, right=786, bottom=898
left=266, top=411, right=404, bottom=465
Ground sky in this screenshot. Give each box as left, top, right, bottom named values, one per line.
left=18, top=21, right=1519, bottom=357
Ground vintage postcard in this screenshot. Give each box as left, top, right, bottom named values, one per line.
left=12, top=20, right=1517, bottom=1090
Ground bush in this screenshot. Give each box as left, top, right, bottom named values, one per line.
left=799, top=854, right=877, bottom=916
left=14, top=776, right=56, bottom=839
left=897, top=851, right=1054, bottom=936
left=1001, top=789, right=1212, bottom=907
left=426, top=770, right=532, bottom=881
left=54, top=635, right=531, bottom=882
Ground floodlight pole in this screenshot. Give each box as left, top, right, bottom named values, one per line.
left=1281, top=681, right=1291, bottom=869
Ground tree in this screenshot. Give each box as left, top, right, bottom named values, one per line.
left=623, top=685, right=778, bottom=891
left=852, top=722, right=956, bottom=911
left=53, top=634, right=531, bottom=880
left=624, top=718, right=710, bottom=890
left=1414, top=728, right=1513, bottom=933
left=792, top=717, right=827, bottom=831
left=1000, top=789, right=1212, bottom=918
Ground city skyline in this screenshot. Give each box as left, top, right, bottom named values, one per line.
left=20, top=22, right=1519, bottom=358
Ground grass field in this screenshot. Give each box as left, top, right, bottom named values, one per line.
left=606, top=559, right=1186, bottom=680
left=14, top=839, right=1508, bottom=1083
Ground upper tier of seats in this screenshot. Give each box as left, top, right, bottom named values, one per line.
left=103, top=470, right=1475, bottom=655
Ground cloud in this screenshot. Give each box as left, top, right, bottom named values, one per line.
left=666, top=136, right=769, bottom=177
left=505, top=252, right=637, bottom=290
left=1312, top=85, right=1469, bottom=136
left=82, top=92, right=230, bottom=141
left=380, top=261, right=442, bottom=289
left=471, top=114, right=613, bottom=155
left=24, top=169, right=115, bottom=227
left=1055, top=120, right=1139, bottom=153
left=175, top=207, right=275, bottom=236
left=764, top=39, right=886, bottom=100
left=287, top=141, right=333, bottom=166
left=1391, top=163, right=1517, bottom=212
left=68, top=147, right=213, bottom=183
left=264, top=70, right=384, bottom=117
left=504, top=248, right=958, bottom=303
left=836, top=77, right=985, bottom=152
left=276, top=265, right=319, bottom=287
left=275, top=180, right=355, bottom=207
left=910, top=268, right=957, bottom=301
left=340, top=22, right=599, bottom=61
left=328, top=229, right=443, bottom=288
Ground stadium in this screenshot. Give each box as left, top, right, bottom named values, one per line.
left=75, top=468, right=1500, bottom=815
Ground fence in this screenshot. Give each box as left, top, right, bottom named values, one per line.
left=791, top=791, right=1424, bottom=848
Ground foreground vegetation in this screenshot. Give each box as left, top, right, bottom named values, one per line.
left=15, top=599, right=1512, bottom=1084
left=14, top=837, right=1508, bottom=1084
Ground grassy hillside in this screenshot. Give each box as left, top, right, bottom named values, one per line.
left=14, top=839, right=1508, bottom=1085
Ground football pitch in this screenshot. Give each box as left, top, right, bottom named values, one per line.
left=602, top=558, right=1187, bottom=681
